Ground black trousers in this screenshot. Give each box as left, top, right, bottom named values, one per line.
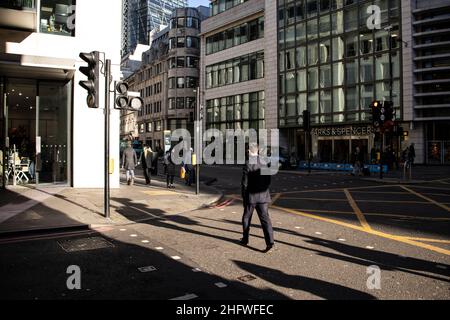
left=242, top=202, right=274, bottom=246
left=166, top=174, right=174, bottom=186
left=143, top=167, right=151, bottom=184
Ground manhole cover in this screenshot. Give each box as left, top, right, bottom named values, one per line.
left=238, top=275, right=257, bottom=283
left=58, top=237, right=114, bottom=252
left=138, top=266, right=157, bottom=273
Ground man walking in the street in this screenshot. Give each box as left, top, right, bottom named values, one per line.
left=241, top=143, right=275, bottom=253
left=122, top=141, right=138, bottom=186
left=141, top=145, right=154, bottom=185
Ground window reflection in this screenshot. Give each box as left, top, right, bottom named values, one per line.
left=40, top=0, right=75, bottom=36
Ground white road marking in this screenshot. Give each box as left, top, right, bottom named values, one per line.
left=215, top=282, right=228, bottom=288
left=119, top=229, right=126, bottom=232
left=155, top=247, right=164, bottom=250
left=192, top=268, right=202, bottom=272
left=366, top=246, right=375, bottom=249
left=436, top=265, right=447, bottom=270
left=141, top=240, right=150, bottom=244
left=315, top=232, right=323, bottom=235
left=170, top=293, right=198, bottom=301
left=338, top=238, right=346, bottom=242
left=172, top=256, right=181, bottom=260
left=232, top=212, right=237, bottom=214
left=130, top=234, right=138, bottom=237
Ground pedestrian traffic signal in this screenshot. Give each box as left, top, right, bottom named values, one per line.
left=383, top=101, right=395, bottom=122
left=114, top=81, right=144, bottom=111
left=79, top=51, right=100, bottom=108
left=303, top=110, right=311, bottom=132
left=370, top=100, right=382, bottom=128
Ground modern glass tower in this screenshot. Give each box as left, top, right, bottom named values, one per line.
left=122, top=0, right=188, bottom=55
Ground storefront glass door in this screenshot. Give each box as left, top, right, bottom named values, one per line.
left=0, top=78, right=71, bottom=187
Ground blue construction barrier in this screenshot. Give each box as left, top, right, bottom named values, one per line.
left=298, top=162, right=388, bottom=173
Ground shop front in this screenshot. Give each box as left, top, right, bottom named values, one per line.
left=311, top=125, right=375, bottom=164
left=0, top=77, right=72, bottom=188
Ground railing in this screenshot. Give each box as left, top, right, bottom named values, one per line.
left=0, top=0, right=36, bottom=10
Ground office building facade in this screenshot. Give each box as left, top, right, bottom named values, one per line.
left=0, top=0, right=122, bottom=188
left=200, top=0, right=278, bottom=139
left=124, top=7, right=208, bottom=150
left=122, top=0, right=188, bottom=55
left=402, top=0, right=450, bottom=165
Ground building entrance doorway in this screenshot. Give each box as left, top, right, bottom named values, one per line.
left=1, top=78, right=71, bottom=188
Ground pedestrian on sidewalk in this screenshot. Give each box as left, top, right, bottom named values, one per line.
left=121, top=141, right=138, bottom=186
left=351, top=147, right=363, bottom=176
left=141, top=145, right=154, bottom=185
left=184, top=148, right=195, bottom=186
left=164, top=148, right=176, bottom=189
left=241, top=143, right=275, bottom=253
left=408, top=143, right=416, bottom=165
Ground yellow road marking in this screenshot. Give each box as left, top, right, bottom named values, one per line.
left=399, top=237, right=450, bottom=244
left=271, top=205, right=450, bottom=256
left=288, top=208, right=450, bottom=221
left=401, top=186, right=450, bottom=213
left=344, top=189, right=372, bottom=231
left=281, top=197, right=431, bottom=204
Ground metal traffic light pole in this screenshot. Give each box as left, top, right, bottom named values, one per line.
left=104, top=59, right=111, bottom=219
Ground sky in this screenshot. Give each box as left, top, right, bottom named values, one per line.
left=188, top=0, right=210, bottom=7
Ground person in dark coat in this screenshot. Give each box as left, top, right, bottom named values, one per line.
left=241, top=143, right=275, bottom=253
left=408, top=143, right=416, bottom=165
left=121, top=141, right=138, bottom=185
left=164, top=148, right=176, bottom=189
left=141, top=145, right=154, bottom=185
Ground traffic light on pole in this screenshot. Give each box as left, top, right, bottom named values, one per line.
left=370, top=100, right=382, bottom=128
left=79, top=51, right=100, bottom=108
left=114, top=81, right=144, bottom=111
left=303, top=110, right=311, bottom=132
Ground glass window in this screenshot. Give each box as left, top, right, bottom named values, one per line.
left=286, top=25, right=296, bottom=47
left=296, top=46, right=307, bottom=68
left=319, top=15, right=331, bottom=38
left=320, top=64, right=332, bottom=88
left=177, top=37, right=185, bottom=48
left=331, top=10, right=344, bottom=35
left=40, top=0, right=76, bottom=36
left=333, top=62, right=344, bottom=86
left=296, top=22, right=306, bottom=44
left=286, top=48, right=296, bottom=70
left=177, top=17, right=185, bottom=28
left=186, top=36, right=199, bottom=49
left=346, top=60, right=358, bottom=85
left=297, top=69, right=307, bottom=91
left=177, top=97, right=185, bottom=109
left=177, top=56, right=185, bottom=68
left=307, top=18, right=318, bottom=41
left=345, top=34, right=358, bottom=58
left=286, top=72, right=296, bottom=93
left=375, top=53, right=390, bottom=80
left=186, top=56, right=198, bottom=68
left=169, top=77, right=176, bottom=89
left=344, top=7, right=357, bottom=32
left=360, top=56, right=373, bottom=82
left=286, top=95, right=296, bottom=117
left=177, top=77, right=185, bottom=88
left=333, top=88, right=345, bottom=112
left=297, top=93, right=307, bottom=115
left=346, top=86, right=358, bottom=111
left=308, top=43, right=318, bottom=65
left=308, top=91, right=319, bottom=114
left=320, top=90, right=332, bottom=114
left=360, top=84, right=374, bottom=109
left=186, top=77, right=198, bottom=88
left=332, top=36, right=344, bottom=61
left=319, top=40, right=331, bottom=64
left=296, top=0, right=305, bottom=21
left=308, top=67, right=319, bottom=90
left=307, top=0, right=318, bottom=18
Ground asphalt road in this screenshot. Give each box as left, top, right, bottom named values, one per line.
left=0, top=166, right=449, bottom=300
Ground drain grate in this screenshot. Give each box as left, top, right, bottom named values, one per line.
left=58, top=236, right=114, bottom=252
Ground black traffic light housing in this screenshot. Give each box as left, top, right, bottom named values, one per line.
left=303, top=110, right=311, bottom=132
left=370, top=100, right=382, bottom=128
left=79, top=51, right=100, bottom=108
left=114, top=81, right=144, bottom=111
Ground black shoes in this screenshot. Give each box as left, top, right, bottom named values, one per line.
left=263, top=244, right=274, bottom=253
left=239, top=238, right=249, bottom=246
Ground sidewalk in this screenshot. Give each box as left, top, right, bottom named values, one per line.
left=0, top=171, right=222, bottom=236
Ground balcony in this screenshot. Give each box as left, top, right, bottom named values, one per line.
left=0, top=0, right=37, bottom=31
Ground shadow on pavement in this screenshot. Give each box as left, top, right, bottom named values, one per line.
left=233, top=260, right=376, bottom=300
left=194, top=217, right=450, bottom=283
